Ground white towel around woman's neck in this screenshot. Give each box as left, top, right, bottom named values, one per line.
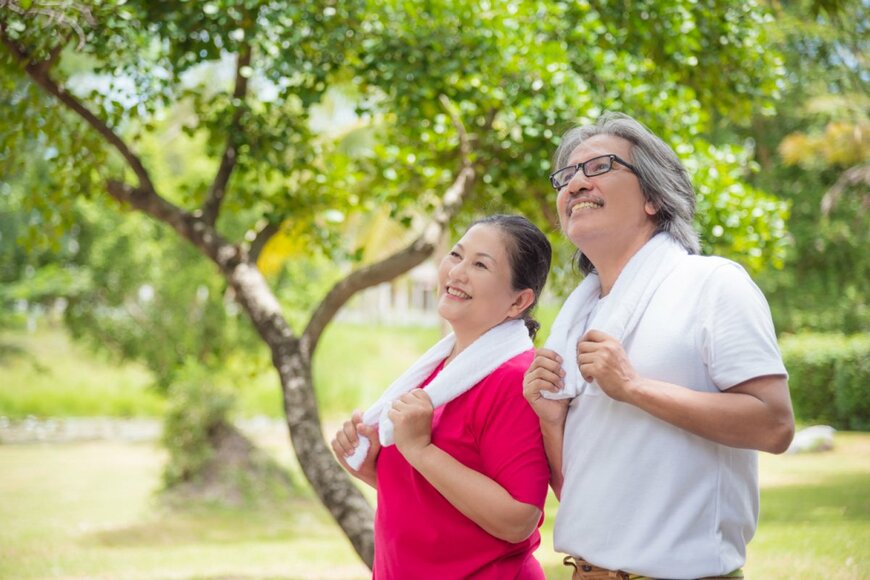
left=542, top=232, right=688, bottom=400
left=345, top=319, right=533, bottom=471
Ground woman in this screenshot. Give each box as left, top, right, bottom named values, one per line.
left=332, top=214, right=553, bottom=579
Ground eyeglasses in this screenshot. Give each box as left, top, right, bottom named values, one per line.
left=549, top=154, right=638, bottom=190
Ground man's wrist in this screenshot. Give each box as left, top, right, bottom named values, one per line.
left=624, top=376, right=650, bottom=406
left=539, top=412, right=568, bottom=432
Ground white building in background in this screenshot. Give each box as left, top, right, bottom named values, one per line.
left=338, top=261, right=440, bottom=327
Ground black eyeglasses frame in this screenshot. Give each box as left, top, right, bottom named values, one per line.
left=549, top=154, right=638, bottom=190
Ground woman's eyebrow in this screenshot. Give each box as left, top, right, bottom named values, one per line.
left=453, top=243, right=496, bottom=263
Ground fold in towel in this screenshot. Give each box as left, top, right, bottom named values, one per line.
left=346, top=319, right=533, bottom=471
left=543, top=232, right=688, bottom=399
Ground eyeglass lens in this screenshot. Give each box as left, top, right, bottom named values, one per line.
left=552, top=155, right=614, bottom=188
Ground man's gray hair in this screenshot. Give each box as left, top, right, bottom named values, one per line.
left=553, top=112, right=700, bottom=274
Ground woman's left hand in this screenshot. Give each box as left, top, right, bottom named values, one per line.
left=388, top=389, right=434, bottom=463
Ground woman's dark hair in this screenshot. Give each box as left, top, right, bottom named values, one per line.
left=469, top=214, right=552, bottom=339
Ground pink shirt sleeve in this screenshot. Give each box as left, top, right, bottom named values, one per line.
left=470, top=350, right=550, bottom=508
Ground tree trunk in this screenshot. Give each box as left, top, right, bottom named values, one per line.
left=2, top=34, right=473, bottom=566
left=224, top=261, right=376, bottom=566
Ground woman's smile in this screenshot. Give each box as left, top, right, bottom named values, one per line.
left=437, top=224, right=528, bottom=346
left=445, top=286, right=472, bottom=300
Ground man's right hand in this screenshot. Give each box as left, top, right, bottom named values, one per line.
left=523, top=348, right=571, bottom=427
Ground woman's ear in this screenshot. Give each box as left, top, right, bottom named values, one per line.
left=644, top=199, right=658, bottom=216
left=508, top=288, right=536, bottom=318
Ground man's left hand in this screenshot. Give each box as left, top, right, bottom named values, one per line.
left=577, top=329, right=641, bottom=403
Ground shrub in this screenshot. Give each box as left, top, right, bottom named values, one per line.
left=161, top=362, right=235, bottom=488
left=160, top=361, right=297, bottom=507
left=780, top=333, right=870, bottom=430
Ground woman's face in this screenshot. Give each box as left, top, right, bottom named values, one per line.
left=555, top=134, right=657, bottom=254
left=437, top=224, right=530, bottom=341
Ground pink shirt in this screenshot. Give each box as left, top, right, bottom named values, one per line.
left=373, top=349, right=549, bottom=579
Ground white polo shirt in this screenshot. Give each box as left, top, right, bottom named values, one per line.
left=553, top=255, right=787, bottom=579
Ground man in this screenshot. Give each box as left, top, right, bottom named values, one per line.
left=523, top=112, right=794, bottom=579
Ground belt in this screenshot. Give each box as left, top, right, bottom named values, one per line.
left=563, top=556, right=640, bottom=580
left=563, top=556, right=744, bottom=580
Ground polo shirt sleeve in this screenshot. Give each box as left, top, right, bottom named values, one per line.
left=470, top=352, right=550, bottom=509
left=699, top=261, right=788, bottom=391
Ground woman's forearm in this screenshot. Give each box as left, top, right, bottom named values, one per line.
left=402, top=444, right=541, bottom=543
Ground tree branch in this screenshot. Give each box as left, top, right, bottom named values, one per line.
left=4, top=17, right=287, bottom=337
left=302, top=99, right=477, bottom=354
left=439, top=94, right=471, bottom=159
left=248, top=220, right=281, bottom=263
left=533, top=186, right=561, bottom=230
left=821, top=164, right=870, bottom=216
left=202, top=44, right=252, bottom=226
left=0, top=27, right=157, bottom=194
left=106, top=180, right=246, bottom=271
left=1, top=0, right=94, bottom=49
left=302, top=164, right=475, bottom=355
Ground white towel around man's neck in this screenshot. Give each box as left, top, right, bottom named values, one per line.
left=542, top=232, right=688, bottom=400
left=346, top=319, right=533, bottom=471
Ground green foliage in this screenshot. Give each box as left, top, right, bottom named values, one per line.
left=0, top=0, right=802, bottom=412
left=0, top=163, right=91, bottom=315
left=160, top=361, right=298, bottom=506
left=1, top=0, right=792, bottom=271
left=833, top=351, right=870, bottom=431
left=742, top=0, right=869, bottom=333
left=690, top=142, right=790, bottom=272
left=161, top=362, right=236, bottom=488
left=59, top=202, right=257, bottom=389
left=270, top=252, right=345, bottom=333
left=780, top=333, right=870, bottom=430
left=348, top=0, right=790, bottom=272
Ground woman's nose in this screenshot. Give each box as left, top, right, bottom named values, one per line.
left=449, top=259, right=468, bottom=279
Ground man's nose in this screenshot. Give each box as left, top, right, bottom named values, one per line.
left=565, top=169, right=592, bottom=194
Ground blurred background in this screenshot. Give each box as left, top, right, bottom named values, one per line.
left=1, top=0, right=867, bottom=578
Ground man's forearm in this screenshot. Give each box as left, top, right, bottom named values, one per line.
left=626, top=374, right=794, bottom=453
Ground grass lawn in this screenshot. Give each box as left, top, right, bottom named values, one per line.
left=1, top=325, right=868, bottom=578
left=0, top=439, right=371, bottom=579
left=0, top=324, right=440, bottom=421
left=747, top=432, right=870, bottom=578
left=1, top=432, right=867, bottom=579
left=0, top=327, right=161, bottom=418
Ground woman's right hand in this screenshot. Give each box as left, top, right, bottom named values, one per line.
left=331, top=410, right=380, bottom=488
left=523, top=348, right=571, bottom=427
